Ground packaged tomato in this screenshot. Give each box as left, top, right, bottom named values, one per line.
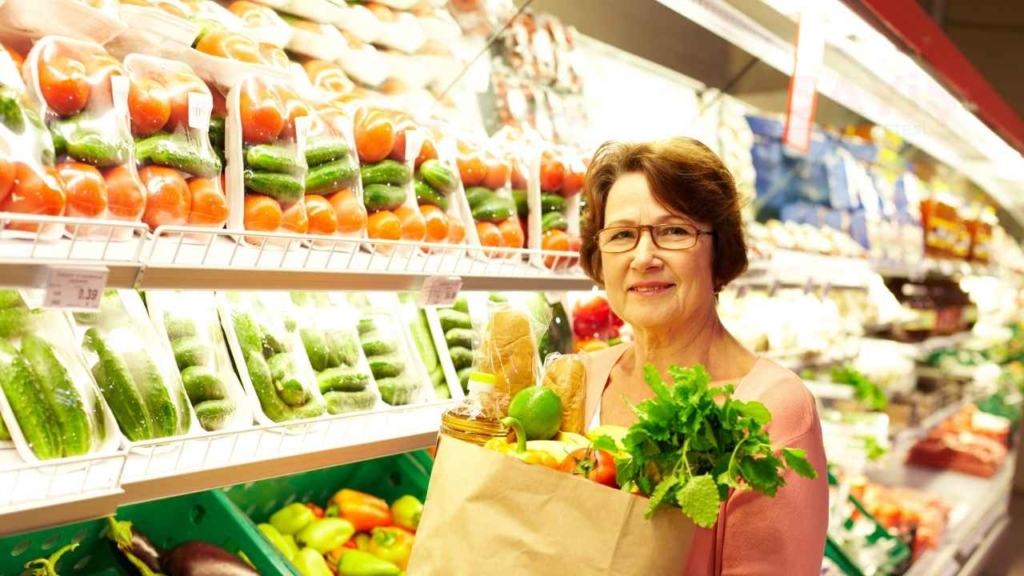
left=184, top=25, right=291, bottom=91
left=367, top=3, right=426, bottom=54
left=245, top=0, right=345, bottom=23
left=301, top=59, right=356, bottom=102
left=531, top=144, right=582, bottom=270
left=335, top=2, right=385, bottom=44
left=337, top=29, right=389, bottom=88
left=280, top=14, right=346, bottom=61
left=301, top=101, right=366, bottom=246
left=123, top=55, right=227, bottom=235
left=455, top=134, right=524, bottom=259
left=225, top=74, right=308, bottom=247
left=412, top=125, right=472, bottom=253
left=23, top=37, right=147, bottom=239
left=226, top=1, right=293, bottom=48
left=0, top=0, right=125, bottom=45
left=112, top=0, right=203, bottom=58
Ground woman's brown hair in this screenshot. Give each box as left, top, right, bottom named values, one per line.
left=579, top=137, right=747, bottom=291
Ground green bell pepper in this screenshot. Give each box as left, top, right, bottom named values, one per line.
left=367, top=526, right=414, bottom=570
left=257, top=523, right=294, bottom=561
left=270, top=502, right=316, bottom=535
left=292, top=547, right=333, bottom=576
left=297, top=517, right=355, bottom=554
left=389, top=495, right=423, bottom=532
left=280, top=534, right=300, bottom=561
left=337, top=549, right=401, bottom=576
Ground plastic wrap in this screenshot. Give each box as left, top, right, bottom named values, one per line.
left=289, top=292, right=380, bottom=415
left=370, top=5, right=426, bottom=54
left=304, top=102, right=366, bottom=246
left=224, top=74, right=309, bottom=247
left=415, top=8, right=461, bottom=44
left=24, top=37, right=147, bottom=241
left=301, top=59, right=356, bottom=102
left=219, top=291, right=325, bottom=424
left=0, top=289, right=119, bottom=462
left=124, top=55, right=227, bottom=235
left=146, top=290, right=251, bottom=431
left=113, top=0, right=202, bottom=58
left=183, top=27, right=291, bottom=90
left=337, top=30, right=389, bottom=88
left=0, top=0, right=125, bottom=44
left=280, top=15, right=345, bottom=60
left=347, top=293, right=433, bottom=406
left=70, top=289, right=197, bottom=442
left=397, top=292, right=453, bottom=400
left=425, top=294, right=487, bottom=398
left=411, top=126, right=471, bottom=252
left=476, top=299, right=544, bottom=414
left=532, top=145, right=582, bottom=270
left=333, top=3, right=384, bottom=44
left=226, top=1, right=293, bottom=48
left=540, top=352, right=586, bottom=434
left=457, top=133, right=524, bottom=259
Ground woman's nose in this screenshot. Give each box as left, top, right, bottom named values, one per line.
left=630, top=230, right=662, bottom=270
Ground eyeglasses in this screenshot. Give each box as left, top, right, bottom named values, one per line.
left=596, top=223, right=715, bottom=253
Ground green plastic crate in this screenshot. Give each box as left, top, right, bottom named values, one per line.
left=0, top=489, right=293, bottom=576
left=824, top=472, right=912, bottom=576
left=220, top=450, right=434, bottom=575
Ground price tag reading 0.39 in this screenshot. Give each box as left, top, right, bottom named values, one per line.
left=43, top=267, right=109, bottom=311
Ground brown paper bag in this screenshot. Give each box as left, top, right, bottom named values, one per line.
left=407, top=438, right=696, bottom=576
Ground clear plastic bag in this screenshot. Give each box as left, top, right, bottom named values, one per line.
left=532, top=144, right=582, bottom=270
left=146, top=290, right=251, bottom=432
left=424, top=293, right=485, bottom=397
left=476, top=300, right=544, bottom=414
left=303, top=101, right=367, bottom=246
left=280, top=14, right=346, bottom=61
left=0, top=289, right=119, bottom=462
left=226, top=0, right=294, bottom=48
left=456, top=132, right=524, bottom=259
left=0, top=0, right=125, bottom=45
left=183, top=25, right=291, bottom=90
left=540, top=352, right=586, bottom=434
left=413, top=126, right=471, bottom=253
left=124, top=54, right=228, bottom=235
left=70, top=289, right=197, bottom=442
left=289, top=292, right=380, bottom=416
left=112, top=0, right=202, bottom=58
left=24, top=36, right=147, bottom=241
left=300, top=59, right=356, bottom=102
left=337, top=30, right=389, bottom=88
left=218, top=291, right=325, bottom=424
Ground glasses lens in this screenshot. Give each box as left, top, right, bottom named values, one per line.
left=653, top=224, right=697, bottom=250
left=598, top=227, right=638, bottom=252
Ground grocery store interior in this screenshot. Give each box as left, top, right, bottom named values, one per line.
left=0, top=0, right=1023, bottom=574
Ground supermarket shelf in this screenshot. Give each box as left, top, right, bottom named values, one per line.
left=871, top=257, right=999, bottom=281
left=957, top=515, right=1009, bottom=576
left=737, top=249, right=874, bottom=290
left=0, top=401, right=451, bottom=535
left=889, top=394, right=979, bottom=454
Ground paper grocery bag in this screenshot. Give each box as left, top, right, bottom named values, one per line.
left=407, top=438, right=696, bottom=576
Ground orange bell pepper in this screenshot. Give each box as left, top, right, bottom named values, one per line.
left=328, top=489, right=392, bottom=532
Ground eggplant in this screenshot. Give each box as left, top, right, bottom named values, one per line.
left=106, top=516, right=164, bottom=574
left=161, top=541, right=259, bottom=576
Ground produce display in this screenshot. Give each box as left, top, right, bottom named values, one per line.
left=290, top=292, right=379, bottom=416
left=847, top=476, right=950, bottom=561
left=0, top=290, right=114, bottom=460
left=398, top=293, right=450, bottom=400
left=430, top=295, right=478, bottom=394
left=258, top=488, right=423, bottom=576
left=73, top=289, right=193, bottom=441
left=348, top=294, right=426, bottom=406
left=569, top=294, right=623, bottom=352
left=536, top=146, right=584, bottom=268
left=906, top=403, right=1011, bottom=477
left=457, top=139, right=523, bottom=257
left=411, top=129, right=467, bottom=250
left=221, top=292, right=325, bottom=423
left=146, top=290, right=248, bottom=431
left=106, top=515, right=259, bottom=575
left=301, top=102, right=367, bottom=243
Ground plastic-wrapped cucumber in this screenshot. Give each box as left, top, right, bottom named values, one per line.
left=457, top=367, right=472, bottom=393
left=316, top=366, right=370, bottom=394
left=85, top=328, right=152, bottom=441
left=0, top=290, right=24, bottom=309
left=164, top=315, right=198, bottom=340
left=361, top=335, right=397, bottom=358
left=194, top=399, right=237, bottom=431
left=0, top=416, right=9, bottom=441
left=172, top=336, right=210, bottom=371
left=0, top=340, right=63, bottom=459
left=0, top=308, right=29, bottom=337
left=233, top=313, right=265, bottom=357
left=356, top=318, right=376, bottom=336
left=445, top=328, right=475, bottom=350
left=368, top=354, right=405, bottom=380
left=302, top=327, right=360, bottom=372
left=376, top=377, right=416, bottom=406
left=324, top=390, right=377, bottom=415
left=122, top=350, right=180, bottom=438
left=246, top=352, right=290, bottom=422
left=267, top=353, right=310, bottom=407
left=181, top=365, right=227, bottom=403
left=449, top=346, right=474, bottom=370
left=437, top=308, right=471, bottom=333
left=20, top=334, right=93, bottom=457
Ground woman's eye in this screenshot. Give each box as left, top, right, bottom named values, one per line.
left=611, top=230, right=635, bottom=241
left=662, top=226, right=691, bottom=237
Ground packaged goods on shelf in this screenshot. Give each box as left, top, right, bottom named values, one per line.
left=226, top=0, right=293, bottom=48
left=906, top=404, right=1011, bottom=478
left=398, top=293, right=451, bottom=401
left=410, top=123, right=472, bottom=252
left=0, top=0, right=124, bottom=45
left=848, top=477, right=950, bottom=561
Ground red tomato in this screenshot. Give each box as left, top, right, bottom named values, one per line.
left=558, top=447, right=617, bottom=487
left=103, top=166, right=146, bottom=221
left=388, top=128, right=407, bottom=162
left=483, top=158, right=511, bottom=190
left=540, top=151, right=565, bottom=193
left=58, top=161, right=108, bottom=218
left=281, top=201, right=308, bottom=234
left=140, top=165, right=191, bottom=229
left=238, top=80, right=284, bottom=145
left=37, top=53, right=90, bottom=117
left=1, top=164, right=66, bottom=231
left=164, top=72, right=210, bottom=132
left=195, top=29, right=261, bottom=64
left=415, top=138, right=437, bottom=169
left=186, top=178, right=228, bottom=227
left=129, top=77, right=171, bottom=137
left=562, top=168, right=584, bottom=198
left=457, top=154, right=487, bottom=187
left=0, top=157, right=15, bottom=204
left=305, top=194, right=338, bottom=236
left=510, top=159, right=527, bottom=189
left=354, top=109, right=395, bottom=163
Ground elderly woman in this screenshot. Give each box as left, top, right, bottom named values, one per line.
left=579, top=137, right=829, bottom=575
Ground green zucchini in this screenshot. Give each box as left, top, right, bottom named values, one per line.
left=244, top=170, right=304, bottom=202
left=360, top=159, right=412, bottom=186
left=245, top=144, right=301, bottom=174
left=414, top=179, right=448, bottom=211
left=363, top=183, right=407, bottom=212
left=305, top=158, right=358, bottom=195
left=85, top=328, right=152, bottom=442
left=0, top=340, right=63, bottom=459
left=305, top=137, right=350, bottom=166
left=21, top=335, right=93, bottom=457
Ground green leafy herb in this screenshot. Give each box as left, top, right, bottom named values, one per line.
left=614, top=363, right=818, bottom=528
left=858, top=436, right=889, bottom=462
left=831, top=365, right=887, bottom=411
left=25, top=543, right=78, bottom=576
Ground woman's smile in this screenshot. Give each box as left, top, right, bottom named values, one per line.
left=628, top=281, right=676, bottom=296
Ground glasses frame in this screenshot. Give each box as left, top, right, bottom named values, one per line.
left=596, top=223, right=716, bottom=253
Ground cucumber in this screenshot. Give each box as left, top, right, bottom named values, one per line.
left=209, top=115, right=225, bottom=149
left=369, top=354, right=405, bottom=380
left=437, top=308, right=472, bottom=332
left=542, top=211, right=569, bottom=232
left=164, top=315, right=197, bottom=340
left=0, top=340, right=63, bottom=459
left=471, top=196, right=516, bottom=223
left=172, top=336, right=210, bottom=371
left=290, top=400, right=325, bottom=419
left=136, top=133, right=222, bottom=178
left=360, top=159, right=412, bottom=186
left=449, top=346, right=474, bottom=370
left=363, top=184, right=407, bottom=212
left=0, top=308, right=29, bottom=337
left=0, top=86, right=25, bottom=134
left=323, top=390, right=377, bottom=415
left=361, top=337, right=397, bottom=358
left=376, top=376, right=416, bottom=406
left=301, top=327, right=333, bottom=372
left=305, top=158, right=358, bottom=195
left=181, top=365, right=227, bottom=403
left=453, top=297, right=469, bottom=314
left=316, top=366, right=370, bottom=394
left=429, top=365, right=445, bottom=388
left=0, top=416, right=9, bottom=441
left=301, top=327, right=360, bottom=372
left=541, top=193, right=566, bottom=214
left=0, top=290, right=24, bottom=309
left=457, top=367, right=472, bottom=393
left=66, top=131, right=131, bottom=167
left=244, top=170, right=304, bottom=202
left=419, top=159, right=457, bottom=193
left=246, top=352, right=290, bottom=422
left=194, top=399, right=236, bottom=431
left=414, top=179, right=448, bottom=211
left=233, top=313, right=265, bottom=357
left=511, top=189, right=528, bottom=218
left=123, top=350, right=180, bottom=438
left=356, top=318, right=376, bottom=336
left=445, top=328, right=476, bottom=350
left=408, top=309, right=439, bottom=373
left=85, top=328, right=152, bottom=442
left=267, top=353, right=310, bottom=407
left=464, top=187, right=494, bottom=209
left=245, top=144, right=300, bottom=174
left=305, top=138, right=350, bottom=166
left=21, top=335, right=93, bottom=457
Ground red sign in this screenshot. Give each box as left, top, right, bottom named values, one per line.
left=783, top=6, right=825, bottom=153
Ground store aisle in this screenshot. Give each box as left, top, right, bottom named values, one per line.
left=986, top=492, right=1024, bottom=575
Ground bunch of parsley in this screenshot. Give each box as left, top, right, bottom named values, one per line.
left=595, top=364, right=817, bottom=528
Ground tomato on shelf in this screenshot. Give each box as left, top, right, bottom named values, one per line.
left=498, top=218, right=524, bottom=251
left=395, top=205, right=425, bottom=243
left=243, top=194, right=283, bottom=235
left=186, top=177, right=228, bottom=227
left=195, top=28, right=262, bottom=64
left=419, top=204, right=449, bottom=244
left=447, top=213, right=466, bottom=245
left=103, top=165, right=146, bottom=220
left=128, top=76, right=171, bottom=137
left=1, top=164, right=67, bottom=232
left=328, top=189, right=367, bottom=236
left=164, top=70, right=210, bottom=131
left=37, top=52, right=90, bottom=117
left=140, top=165, right=191, bottom=229
left=457, top=153, right=486, bottom=187
left=355, top=108, right=395, bottom=164
left=415, top=138, right=437, bottom=169
left=367, top=210, right=402, bottom=247
left=58, top=161, right=108, bottom=218
left=238, top=80, right=285, bottom=145
left=540, top=150, right=565, bottom=194
left=0, top=157, right=15, bottom=205
left=306, top=194, right=339, bottom=236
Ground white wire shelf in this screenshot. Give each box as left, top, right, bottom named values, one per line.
left=0, top=215, right=595, bottom=292
left=0, top=401, right=452, bottom=535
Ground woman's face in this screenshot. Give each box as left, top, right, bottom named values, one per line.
left=600, top=172, right=716, bottom=332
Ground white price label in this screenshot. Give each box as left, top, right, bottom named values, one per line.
left=417, top=275, right=462, bottom=307
left=43, top=267, right=108, bottom=311
left=188, top=92, right=213, bottom=131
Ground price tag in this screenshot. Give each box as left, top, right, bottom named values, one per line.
left=417, top=275, right=462, bottom=307
left=43, top=267, right=108, bottom=311
left=188, top=92, right=213, bottom=131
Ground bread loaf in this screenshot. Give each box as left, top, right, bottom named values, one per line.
left=542, top=354, right=587, bottom=433
left=478, top=308, right=538, bottom=413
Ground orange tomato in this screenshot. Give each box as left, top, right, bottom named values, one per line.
left=164, top=72, right=209, bottom=132
left=3, top=46, right=24, bottom=73
left=1, top=164, right=66, bottom=231
left=128, top=77, right=171, bottom=137
left=562, top=168, right=585, bottom=198
left=475, top=221, right=502, bottom=256
left=415, top=138, right=437, bottom=169
left=388, top=128, right=408, bottom=163
left=510, top=159, right=527, bottom=189
left=84, top=52, right=124, bottom=107
left=58, top=161, right=107, bottom=218
left=540, top=151, right=565, bottom=193
left=419, top=204, right=449, bottom=244
left=103, top=166, right=146, bottom=220
left=227, top=1, right=276, bottom=26
left=186, top=178, right=228, bottom=227
left=0, top=157, right=15, bottom=204
left=243, top=193, right=282, bottom=232
left=238, top=79, right=284, bottom=144
left=305, top=194, right=339, bottom=236
left=457, top=154, right=487, bottom=187
left=304, top=60, right=353, bottom=96
left=498, top=218, right=524, bottom=251
left=367, top=210, right=401, bottom=247
left=196, top=29, right=261, bottom=64
left=327, top=189, right=367, bottom=235
left=279, top=97, right=311, bottom=142
left=140, top=165, right=191, bottom=229
left=541, top=229, right=580, bottom=269
left=281, top=201, right=308, bottom=234
left=354, top=109, right=395, bottom=163
left=395, top=205, right=425, bottom=242
left=447, top=213, right=465, bottom=245
left=483, top=158, right=511, bottom=190
left=37, top=53, right=90, bottom=117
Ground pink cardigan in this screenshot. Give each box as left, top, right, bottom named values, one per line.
left=583, top=344, right=829, bottom=576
